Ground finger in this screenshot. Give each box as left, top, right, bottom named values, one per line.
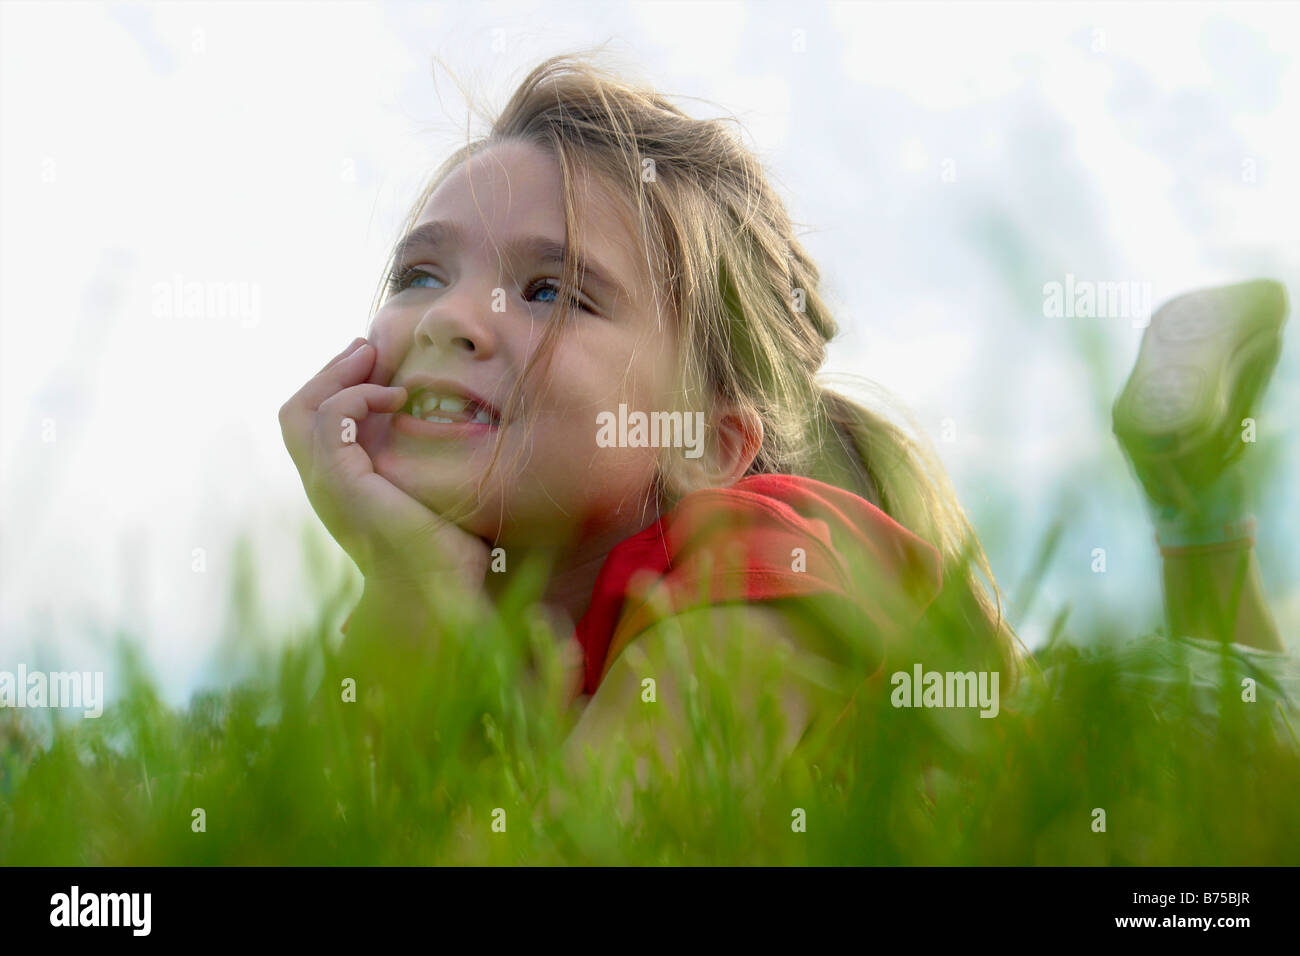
left=364, top=342, right=399, bottom=388
left=281, top=345, right=380, bottom=461
left=360, top=320, right=390, bottom=386
left=318, top=337, right=367, bottom=375
left=300, top=342, right=379, bottom=411
left=311, top=383, right=408, bottom=485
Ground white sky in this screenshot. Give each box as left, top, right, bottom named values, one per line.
left=3, top=0, right=1298, bottom=705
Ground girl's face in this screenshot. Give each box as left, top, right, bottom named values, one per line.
left=361, top=139, right=681, bottom=550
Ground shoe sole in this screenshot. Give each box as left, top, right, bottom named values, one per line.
left=1112, top=279, right=1288, bottom=504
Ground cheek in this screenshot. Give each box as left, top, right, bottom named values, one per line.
left=626, top=327, right=682, bottom=411
left=514, top=333, right=682, bottom=480
left=552, top=334, right=677, bottom=416
left=510, top=407, right=659, bottom=498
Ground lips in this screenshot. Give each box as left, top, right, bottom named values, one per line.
left=394, top=377, right=504, bottom=427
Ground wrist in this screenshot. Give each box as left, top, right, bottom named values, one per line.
left=344, top=577, right=436, bottom=644
left=362, top=551, right=485, bottom=596
left=362, top=531, right=489, bottom=594
left=356, top=564, right=490, bottom=629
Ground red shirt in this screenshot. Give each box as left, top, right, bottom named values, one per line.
left=572, top=473, right=943, bottom=696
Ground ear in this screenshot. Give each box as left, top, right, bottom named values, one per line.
left=662, top=402, right=764, bottom=496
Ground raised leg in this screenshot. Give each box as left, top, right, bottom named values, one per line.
left=1113, top=279, right=1289, bottom=652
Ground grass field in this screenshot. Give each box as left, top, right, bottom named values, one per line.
left=2, top=530, right=1297, bottom=867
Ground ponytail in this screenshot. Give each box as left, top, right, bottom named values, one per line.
left=808, top=386, right=1028, bottom=686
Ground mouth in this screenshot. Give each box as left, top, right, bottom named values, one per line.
left=400, top=386, right=503, bottom=428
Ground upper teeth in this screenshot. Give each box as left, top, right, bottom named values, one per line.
left=412, top=392, right=496, bottom=424
left=422, top=394, right=468, bottom=414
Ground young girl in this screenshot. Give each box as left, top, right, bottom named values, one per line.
left=279, top=54, right=1289, bottom=775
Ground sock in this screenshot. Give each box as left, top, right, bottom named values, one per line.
left=1148, top=463, right=1256, bottom=555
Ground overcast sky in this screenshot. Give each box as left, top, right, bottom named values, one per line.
left=3, top=0, right=1297, bottom=705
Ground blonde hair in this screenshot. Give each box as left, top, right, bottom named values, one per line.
left=372, top=50, right=1027, bottom=684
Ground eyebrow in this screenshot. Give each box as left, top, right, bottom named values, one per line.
left=391, top=220, right=629, bottom=302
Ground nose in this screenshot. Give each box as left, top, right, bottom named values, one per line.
left=412, top=281, right=500, bottom=359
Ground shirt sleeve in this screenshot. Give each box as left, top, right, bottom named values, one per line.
left=598, top=474, right=942, bottom=686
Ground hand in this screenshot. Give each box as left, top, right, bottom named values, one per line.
left=279, top=337, right=491, bottom=595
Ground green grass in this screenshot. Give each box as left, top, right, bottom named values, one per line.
left=1, top=533, right=1297, bottom=866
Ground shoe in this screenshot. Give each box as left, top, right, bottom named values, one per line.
left=1112, top=279, right=1288, bottom=513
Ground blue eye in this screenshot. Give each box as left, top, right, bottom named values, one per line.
left=527, top=279, right=593, bottom=314
left=387, top=267, right=445, bottom=293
